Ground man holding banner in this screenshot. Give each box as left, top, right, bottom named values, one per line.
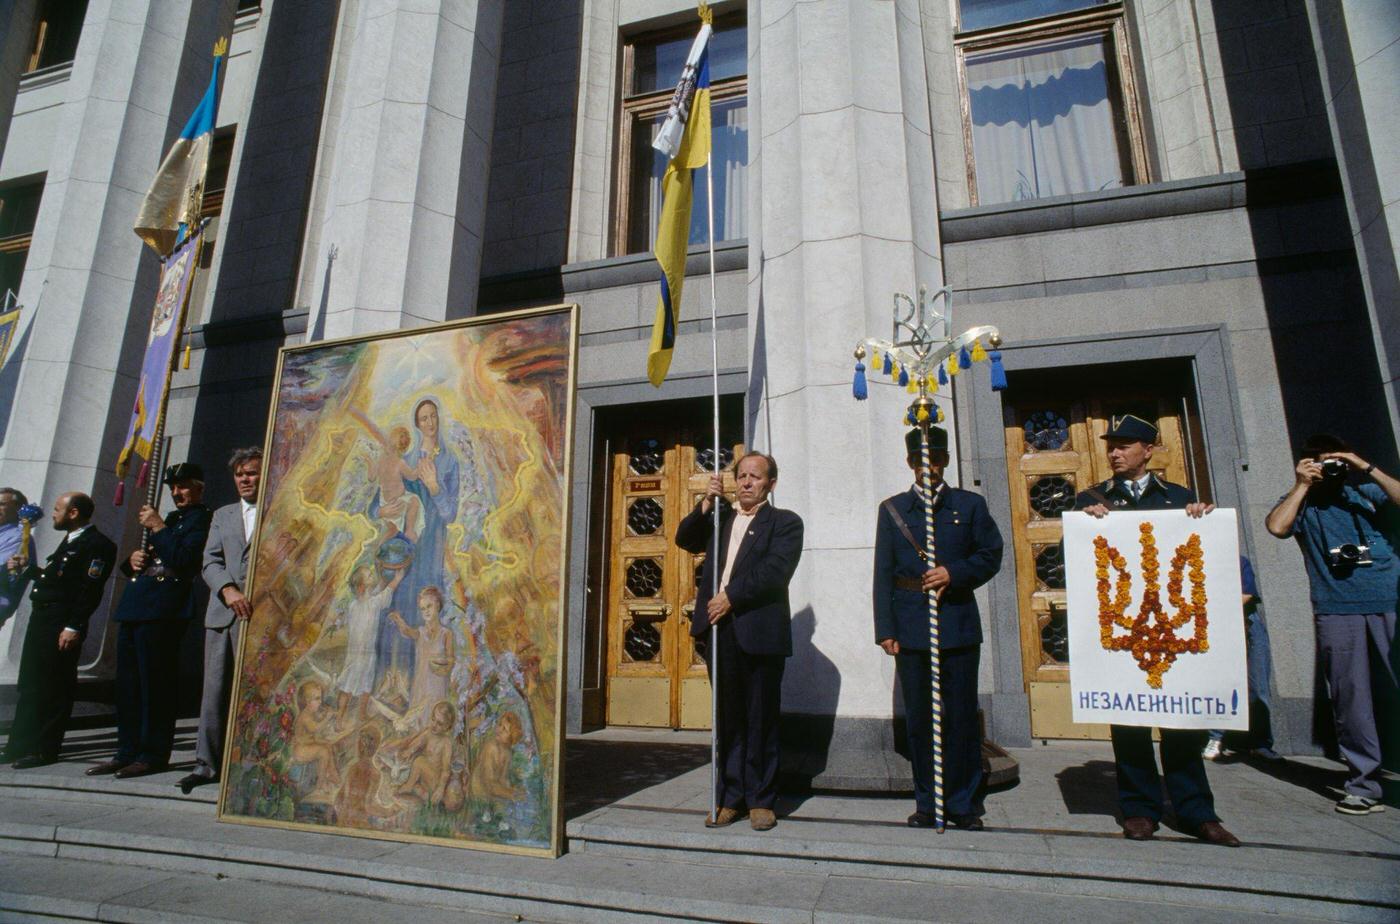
left=1070, top=414, right=1241, bottom=847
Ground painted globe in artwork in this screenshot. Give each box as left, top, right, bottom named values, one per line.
left=376, top=534, right=415, bottom=572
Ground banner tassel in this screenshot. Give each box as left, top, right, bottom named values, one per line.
left=113, top=482, right=125, bottom=507
left=852, top=361, right=868, bottom=400
left=136, top=461, right=149, bottom=489
left=989, top=350, right=1008, bottom=391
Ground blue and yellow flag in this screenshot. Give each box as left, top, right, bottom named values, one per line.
left=647, top=11, right=712, bottom=388
left=134, top=38, right=227, bottom=257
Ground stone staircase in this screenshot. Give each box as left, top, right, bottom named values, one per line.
left=0, top=730, right=1396, bottom=922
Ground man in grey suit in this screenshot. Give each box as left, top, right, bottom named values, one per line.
left=179, top=447, right=262, bottom=794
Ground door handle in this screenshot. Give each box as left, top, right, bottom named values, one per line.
left=628, top=603, right=672, bottom=621
left=680, top=602, right=695, bottom=622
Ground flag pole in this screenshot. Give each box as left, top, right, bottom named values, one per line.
left=705, top=149, right=721, bottom=825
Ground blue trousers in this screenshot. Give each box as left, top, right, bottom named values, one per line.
left=1316, top=612, right=1396, bottom=800
left=896, top=644, right=983, bottom=818
left=115, top=620, right=186, bottom=766
left=705, top=620, right=785, bottom=810
left=1209, top=607, right=1274, bottom=749
left=1111, top=725, right=1218, bottom=827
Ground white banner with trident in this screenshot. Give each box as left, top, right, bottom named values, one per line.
left=1063, top=509, right=1249, bottom=731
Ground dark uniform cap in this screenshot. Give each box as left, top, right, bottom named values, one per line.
left=1100, top=414, right=1158, bottom=443
left=905, top=426, right=949, bottom=457
left=162, top=462, right=204, bottom=485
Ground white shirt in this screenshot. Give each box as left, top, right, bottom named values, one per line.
left=1119, top=473, right=1151, bottom=500
left=240, top=499, right=257, bottom=543
left=60, top=525, right=92, bottom=634
left=719, top=500, right=767, bottom=592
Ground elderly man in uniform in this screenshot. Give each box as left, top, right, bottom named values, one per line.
left=3, top=492, right=117, bottom=768
left=1072, top=414, right=1240, bottom=846
left=180, top=447, right=261, bottom=794
left=87, top=463, right=212, bottom=779
left=676, top=452, right=804, bottom=831
left=874, top=426, right=1003, bottom=830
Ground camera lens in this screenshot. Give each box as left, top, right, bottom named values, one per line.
left=1337, top=544, right=1360, bottom=562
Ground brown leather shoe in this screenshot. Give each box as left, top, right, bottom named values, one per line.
left=704, top=806, right=745, bottom=828
left=749, top=808, right=776, bottom=831
left=1122, top=816, right=1158, bottom=840
left=1195, top=820, right=1241, bottom=847
left=85, top=760, right=127, bottom=777
left=114, top=761, right=164, bottom=779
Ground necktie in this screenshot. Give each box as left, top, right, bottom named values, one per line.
left=1130, top=481, right=1142, bottom=502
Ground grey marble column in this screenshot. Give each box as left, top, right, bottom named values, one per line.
left=302, top=0, right=505, bottom=339
left=1305, top=0, right=1400, bottom=437
left=747, top=0, right=949, bottom=724
left=0, top=0, right=236, bottom=682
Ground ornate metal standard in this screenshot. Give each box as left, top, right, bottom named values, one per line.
left=850, top=284, right=1005, bottom=832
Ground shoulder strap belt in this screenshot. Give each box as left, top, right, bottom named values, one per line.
left=882, top=499, right=929, bottom=562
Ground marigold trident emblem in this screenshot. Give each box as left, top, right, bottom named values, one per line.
left=1093, top=522, right=1209, bottom=689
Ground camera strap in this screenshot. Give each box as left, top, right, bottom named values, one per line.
left=1314, top=490, right=1372, bottom=554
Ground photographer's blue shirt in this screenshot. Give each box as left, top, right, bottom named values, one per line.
left=1290, top=483, right=1399, bottom=614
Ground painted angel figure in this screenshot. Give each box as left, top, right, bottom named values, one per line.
left=348, top=406, right=422, bottom=542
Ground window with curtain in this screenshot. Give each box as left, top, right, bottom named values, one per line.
left=956, top=1, right=1145, bottom=206
left=617, top=17, right=747, bottom=256
left=0, top=178, right=45, bottom=301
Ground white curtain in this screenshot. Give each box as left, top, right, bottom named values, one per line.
left=642, top=99, right=749, bottom=247
left=966, top=35, right=1124, bottom=205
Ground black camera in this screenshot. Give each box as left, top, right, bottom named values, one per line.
left=1320, top=458, right=1349, bottom=479
left=1328, top=542, right=1373, bottom=567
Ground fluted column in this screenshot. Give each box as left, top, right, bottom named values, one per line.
left=0, top=0, right=236, bottom=682
left=747, top=0, right=949, bottom=721
left=303, top=0, right=504, bottom=339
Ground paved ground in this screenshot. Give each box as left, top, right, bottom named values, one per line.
left=0, top=723, right=1396, bottom=922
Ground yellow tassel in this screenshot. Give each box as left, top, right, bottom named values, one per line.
left=916, top=405, right=929, bottom=422
left=870, top=349, right=880, bottom=370
left=906, top=377, right=917, bottom=393
left=937, top=406, right=945, bottom=423
left=892, top=362, right=903, bottom=382
left=971, top=339, right=988, bottom=362
left=182, top=340, right=191, bottom=370
left=946, top=354, right=961, bottom=377
left=926, top=373, right=938, bottom=393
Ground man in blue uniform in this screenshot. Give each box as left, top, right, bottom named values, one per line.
left=87, top=463, right=212, bottom=779
left=0, top=487, right=37, bottom=627
left=874, top=426, right=1003, bottom=830
left=1072, top=414, right=1240, bottom=846
left=3, top=492, right=117, bottom=768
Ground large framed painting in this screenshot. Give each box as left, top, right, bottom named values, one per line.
left=218, top=305, right=577, bottom=857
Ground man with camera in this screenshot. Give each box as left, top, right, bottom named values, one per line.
left=1266, top=434, right=1400, bottom=815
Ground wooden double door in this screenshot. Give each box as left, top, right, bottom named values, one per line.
left=1001, top=363, right=1211, bottom=739
left=599, top=400, right=744, bottom=729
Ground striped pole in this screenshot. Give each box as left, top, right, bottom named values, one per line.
left=917, top=421, right=945, bottom=832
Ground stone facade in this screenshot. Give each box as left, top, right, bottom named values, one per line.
left=0, top=0, right=1393, bottom=767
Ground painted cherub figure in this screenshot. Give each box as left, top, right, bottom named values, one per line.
left=335, top=725, right=385, bottom=827
left=349, top=406, right=422, bottom=541
left=470, top=711, right=524, bottom=803
left=292, top=680, right=349, bottom=800
left=391, top=700, right=456, bottom=807
left=388, top=587, right=456, bottom=725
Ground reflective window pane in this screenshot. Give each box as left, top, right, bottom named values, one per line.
left=959, top=0, right=1105, bottom=32
left=966, top=34, right=1128, bottom=205
left=627, top=96, right=748, bottom=252
left=632, top=22, right=746, bottom=95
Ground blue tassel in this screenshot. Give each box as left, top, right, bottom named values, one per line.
left=882, top=353, right=893, bottom=376
left=905, top=409, right=917, bottom=426
left=989, top=350, right=1008, bottom=391
left=958, top=346, right=971, bottom=369
left=937, top=363, right=948, bottom=386
left=897, top=365, right=909, bottom=387
left=852, top=361, right=868, bottom=400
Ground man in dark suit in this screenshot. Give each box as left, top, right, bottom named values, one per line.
left=4, top=492, right=117, bottom=768
left=87, top=463, right=212, bottom=779
left=874, top=425, right=1003, bottom=831
left=676, top=451, right=803, bottom=831
left=1071, top=413, right=1240, bottom=847
left=179, top=447, right=261, bottom=794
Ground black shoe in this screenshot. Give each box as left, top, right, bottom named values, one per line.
left=907, top=811, right=939, bottom=828
left=949, top=814, right=984, bottom=831
left=178, top=772, right=216, bottom=795
left=115, top=761, right=166, bottom=779
left=13, top=754, right=56, bottom=769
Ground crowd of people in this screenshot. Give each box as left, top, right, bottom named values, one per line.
left=0, top=419, right=1394, bottom=842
